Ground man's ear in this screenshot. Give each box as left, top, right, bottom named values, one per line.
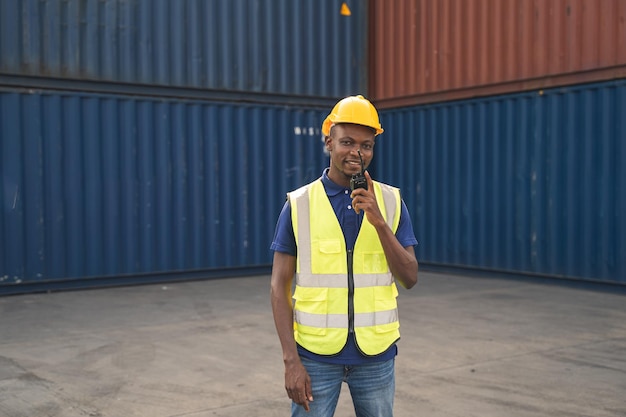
left=324, top=136, right=332, bottom=151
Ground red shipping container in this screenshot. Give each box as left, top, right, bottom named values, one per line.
left=369, top=0, right=626, bottom=107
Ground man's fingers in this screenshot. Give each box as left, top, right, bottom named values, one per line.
left=286, top=388, right=312, bottom=409
left=364, top=170, right=373, bottom=188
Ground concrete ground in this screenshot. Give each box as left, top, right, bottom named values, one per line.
left=0, top=271, right=625, bottom=417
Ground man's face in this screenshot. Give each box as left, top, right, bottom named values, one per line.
left=325, top=123, right=376, bottom=186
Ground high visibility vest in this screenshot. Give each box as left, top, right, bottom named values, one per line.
left=289, top=179, right=402, bottom=356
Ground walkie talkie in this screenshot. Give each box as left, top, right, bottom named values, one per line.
left=350, top=150, right=368, bottom=191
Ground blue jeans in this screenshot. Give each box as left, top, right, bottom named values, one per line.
left=292, top=357, right=395, bottom=417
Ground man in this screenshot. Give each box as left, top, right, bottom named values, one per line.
left=270, top=95, right=418, bottom=417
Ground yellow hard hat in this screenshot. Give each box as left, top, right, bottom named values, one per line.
left=322, top=95, right=384, bottom=136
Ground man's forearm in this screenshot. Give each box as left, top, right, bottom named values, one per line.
left=271, top=288, right=300, bottom=362
left=374, top=223, right=418, bottom=289
left=270, top=252, right=300, bottom=362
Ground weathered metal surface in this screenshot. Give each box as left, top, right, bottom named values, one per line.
left=0, top=88, right=327, bottom=290
left=0, top=0, right=367, bottom=97
left=374, top=79, right=625, bottom=284
left=369, top=0, right=626, bottom=107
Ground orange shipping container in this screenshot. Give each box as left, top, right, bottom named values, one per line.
left=369, top=0, right=626, bottom=107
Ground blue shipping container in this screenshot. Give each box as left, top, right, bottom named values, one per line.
left=0, top=87, right=329, bottom=293
left=375, top=79, right=626, bottom=284
left=0, top=0, right=367, bottom=98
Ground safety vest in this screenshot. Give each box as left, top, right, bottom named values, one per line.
left=289, top=179, right=402, bottom=356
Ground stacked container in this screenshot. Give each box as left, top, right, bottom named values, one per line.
left=2, top=0, right=624, bottom=293
left=0, top=0, right=368, bottom=294
left=369, top=0, right=626, bottom=107
left=0, top=0, right=367, bottom=96
left=368, top=0, right=626, bottom=284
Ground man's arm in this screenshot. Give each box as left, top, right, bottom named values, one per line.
left=351, top=171, right=418, bottom=289
left=377, top=237, right=418, bottom=290
left=270, top=251, right=313, bottom=411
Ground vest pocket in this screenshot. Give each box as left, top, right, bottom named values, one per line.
left=293, top=286, right=329, bottom=335
left=294, top=286, right=329, bottom=306
left=374, top=320, right=400, bottom=334
left=374, top=283, right=398, bottom=309
left=374, top=284, right=399, bottom=331
left=317, top=239, right=342, bottom=254
left=312, top=239, right=345, bottom=273
left=359, top=251, right=388, bottom=273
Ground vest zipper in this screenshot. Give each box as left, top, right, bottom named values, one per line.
left=347, top=249, right=355, bottom=333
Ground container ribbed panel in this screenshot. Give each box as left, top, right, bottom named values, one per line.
left=0, top=89, right=328, bottom=288
left=0, top=0, right=367, bottom=97
left=374, top=79, right=625, bottom=284
left=369, top=0, right=626, bottom=107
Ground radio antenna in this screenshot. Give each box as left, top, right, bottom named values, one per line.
left=358, top=150, right=365, bottom=173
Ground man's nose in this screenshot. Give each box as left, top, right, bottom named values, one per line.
left=350, top=144, right=364, bottom=153
left=350, top=147, right=365, bottom=160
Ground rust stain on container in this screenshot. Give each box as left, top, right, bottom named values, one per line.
left=369, top=0, right=626, bottom=107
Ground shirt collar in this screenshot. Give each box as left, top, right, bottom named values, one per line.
left=321, top=168, right=349, bottom=197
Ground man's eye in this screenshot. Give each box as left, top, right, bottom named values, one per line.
left=340, top=141, right=352, bottom=147
left=362, top=144, right=373, bottom=150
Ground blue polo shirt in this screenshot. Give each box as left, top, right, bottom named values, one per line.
left=270, top=168, right=418, bottom=365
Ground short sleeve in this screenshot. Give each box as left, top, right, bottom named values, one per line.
left=270, top=200, right=297, bottom=256
left=395, top=200, right=418, bottom=248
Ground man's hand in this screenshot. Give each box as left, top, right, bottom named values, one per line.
left=349, top=171, right=418, bottom=289
left=271, top=251, right=315, bottom=410
left=350, top=171, right=385, bottom=227
left=284, top=359, right=313, bottom=411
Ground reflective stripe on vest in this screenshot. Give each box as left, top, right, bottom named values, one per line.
left=289, top=179, right=402, bottom=356
left=295, top=308, right=399, bottom=329
left=292, top=273, right=394, bottom=288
